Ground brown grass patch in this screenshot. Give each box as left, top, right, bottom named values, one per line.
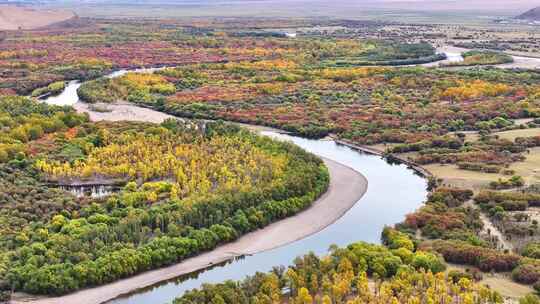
left=494, top=128, right=540, bottom=141
left=446, top=263, right=532, bottom=301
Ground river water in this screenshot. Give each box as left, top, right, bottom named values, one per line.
left=41, top=69, right=428, bottom=304
left=36, top=44, right=540, bottom=302
left=108, top=132, right=427, bottom=304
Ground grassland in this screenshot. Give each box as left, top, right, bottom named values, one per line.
left=424, top=128, right=540, bottom=189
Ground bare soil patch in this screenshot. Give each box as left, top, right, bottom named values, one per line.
left=495, top=128, right=540, bottom=141
left=446, top=263, right=533, bottom=301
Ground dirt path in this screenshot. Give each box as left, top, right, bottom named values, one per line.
left=464, top=200, right=514, bottom=252
left=479, top=212, right=514, bottom=252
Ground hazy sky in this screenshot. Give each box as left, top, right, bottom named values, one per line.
left=61, top=0, right=540, bottom=8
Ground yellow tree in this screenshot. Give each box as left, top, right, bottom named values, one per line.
left=295, top=287, right=313, bottom=304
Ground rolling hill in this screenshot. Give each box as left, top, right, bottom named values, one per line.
left=516, top=6, right=540, bottom=21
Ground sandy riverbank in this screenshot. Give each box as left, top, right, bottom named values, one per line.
left=14, top=99, right=369, bottom=304
left=73, top=102, right=177, bottom=123
left=13, top=157, right=367, bottom=304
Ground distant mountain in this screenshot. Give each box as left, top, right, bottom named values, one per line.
left=516, top=6, right=540, bottom=20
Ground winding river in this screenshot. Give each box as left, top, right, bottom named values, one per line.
left=427, top=46, right=540, bottom=69
left=30, top=44, right=540, bottom=303
left=109, top=133, right=427, bottom=304
left=39, top=68, right=428, bottom=304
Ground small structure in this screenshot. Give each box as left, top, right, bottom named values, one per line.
left=285, top=32, right=297, bottom=38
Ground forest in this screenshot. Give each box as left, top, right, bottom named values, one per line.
left=0, top=96, right=328, bottom=297
left=173, top=227, right=504, bottom=304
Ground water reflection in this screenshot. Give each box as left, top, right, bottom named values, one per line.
left=108, top=131, right=427, bottom=304
left=41, top=80, right=82, bottom=106
left=41, top=67, right=168, bottom=106
left=39, top=68, right=428, bottom=304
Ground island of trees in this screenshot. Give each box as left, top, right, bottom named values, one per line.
left=0, top=96, right=328, bottom=297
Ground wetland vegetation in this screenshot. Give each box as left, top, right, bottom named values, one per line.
left=0, top=12, right=539, bottom=304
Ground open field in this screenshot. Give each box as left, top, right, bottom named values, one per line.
left=508, top=147, right=540, bottom=185
left=425, top=164, right=503, bottom=189
left=482, top=276, right=534, bottom=302
left=0, top=5, right=75, bottom=30
left=425, top=128, right=540, bottom=189
left=38, top=0, right=537, bottom=24
left=425, top=149, right=540, bottom=189
left=446, top=263, right=533, bottom=301
left=495, top=128, right=540, bottom=141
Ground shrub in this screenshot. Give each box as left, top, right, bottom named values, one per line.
left=513, top=261, right=540, bottom=285
left=521, top=242, right=540, bottom=259
left=382, top=227, right=414, bottom=251
left=423, top=240, right=520, bottom=272
left=489, top=176, right=525, bottom=190
left=448, top=270, right=474, bottom=283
